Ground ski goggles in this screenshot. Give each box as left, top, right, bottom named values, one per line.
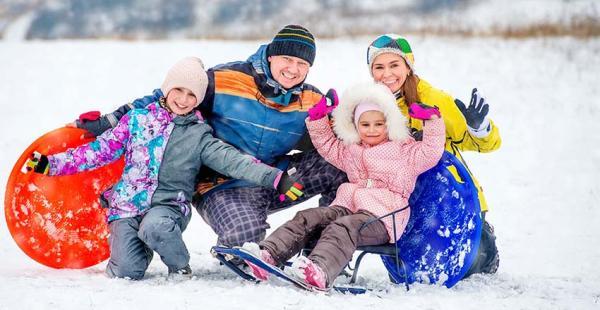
left=370, top=35, right=412, bottom=53
left=367, top=34, right=414, bottom=68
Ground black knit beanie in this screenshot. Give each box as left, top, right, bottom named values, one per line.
left=267, top=25, right=316, bottom=66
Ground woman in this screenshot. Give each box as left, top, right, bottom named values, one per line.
left=367, top=34, right=501, bottom=276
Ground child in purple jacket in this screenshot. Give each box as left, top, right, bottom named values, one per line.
left=25, top=57, right=300, bottom=280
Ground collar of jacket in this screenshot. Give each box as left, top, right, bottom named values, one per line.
left=171, top=111, right=202, bottom=125
left=149, top=101, right=202, bottom=125
left=247, top=44, right=305, bottom=107
left=393, top=89, right=404, bottom=101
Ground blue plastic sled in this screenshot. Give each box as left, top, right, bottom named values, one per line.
left=382, top=151, right=483, bottom=288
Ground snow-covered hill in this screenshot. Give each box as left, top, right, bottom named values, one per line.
left=0, top=36, right=599, bottom=309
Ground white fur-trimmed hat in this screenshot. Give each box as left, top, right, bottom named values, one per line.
left=332, top=82, right=410, bottom=145
left=161, top=57, right=208, bottom=106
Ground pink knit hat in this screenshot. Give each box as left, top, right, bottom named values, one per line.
left=354, top=101, right=384, bottom=127
left=161, top=57, right=208, bottom=106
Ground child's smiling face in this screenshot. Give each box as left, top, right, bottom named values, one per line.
left=166, top=87, right=197, bottom=115
left=357, top=110, right=388, bottom=146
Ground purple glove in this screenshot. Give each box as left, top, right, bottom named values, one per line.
left=408, top=102, right=441, bottom=120
left=307, top=89, right=339, bottom=121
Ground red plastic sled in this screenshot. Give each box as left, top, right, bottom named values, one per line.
left=4, top=127, right=124, bottom=269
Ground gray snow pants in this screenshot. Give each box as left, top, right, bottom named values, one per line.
left=260, top=205, right=389, bottom=285
left=196, top=149, right=348, bottom=247
left=105, top=205, right=192, bottom=280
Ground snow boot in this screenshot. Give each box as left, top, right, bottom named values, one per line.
left=167, top=264, right=193, bottom=281
left=291, top=256, right=327, bottom=289
left=463, top=220, right=500, bottom=278
left=241, top=242, right=276, bottom=281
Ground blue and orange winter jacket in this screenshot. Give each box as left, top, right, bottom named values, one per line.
left=199, top=45, right=323, bottom=166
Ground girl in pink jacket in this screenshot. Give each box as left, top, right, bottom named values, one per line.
left=244, top=82, right=445, bottom=289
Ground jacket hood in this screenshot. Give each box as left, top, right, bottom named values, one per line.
left=332, top=82, right=409, bottom=145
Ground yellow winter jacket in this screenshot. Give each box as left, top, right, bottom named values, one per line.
left=396, top=78, right=501, bottom=212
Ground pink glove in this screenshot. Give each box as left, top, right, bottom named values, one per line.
left=408, top=102, right=441, bottom=120
left=307, top=89, right=339, bottom=121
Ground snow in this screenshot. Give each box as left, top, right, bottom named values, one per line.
left=1, top=36, right=599, bottom=309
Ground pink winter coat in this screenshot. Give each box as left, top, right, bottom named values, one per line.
left=306, top=116, right=445, bottom=242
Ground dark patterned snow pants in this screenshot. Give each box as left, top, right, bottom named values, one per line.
left=196, top=149, right=348, bottom=247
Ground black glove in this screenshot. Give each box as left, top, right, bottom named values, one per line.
left=455, top=88, right=489, bottom=129
left=21, top=151, right=49, bottom=174
left=276, top=169, right=304, bottom=202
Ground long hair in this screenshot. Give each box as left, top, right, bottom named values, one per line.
left=401, top=71, right=420, bottom=106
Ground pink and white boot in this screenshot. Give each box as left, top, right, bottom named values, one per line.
left=241, top=242, right=276, bottom=281
left=291, top=256, right=327, bottom=289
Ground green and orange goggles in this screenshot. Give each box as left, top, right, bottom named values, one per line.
left=367, top=34, right=414, bottom=68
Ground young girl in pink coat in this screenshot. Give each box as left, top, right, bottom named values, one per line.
left=244, top=81, right=446, bottom=289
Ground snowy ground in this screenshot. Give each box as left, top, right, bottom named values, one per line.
left=0, top=37, right=599, bottom=309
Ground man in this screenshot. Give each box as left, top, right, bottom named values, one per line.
left=76, top=25, right=347, bottom=247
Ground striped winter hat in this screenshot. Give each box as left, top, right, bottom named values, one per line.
left=267, top=25, right=316, bottom=66
left=367, top=34, right=415, bottom=72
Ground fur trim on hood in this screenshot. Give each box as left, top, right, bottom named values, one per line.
left=332, top=82, right=409, bottom=145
